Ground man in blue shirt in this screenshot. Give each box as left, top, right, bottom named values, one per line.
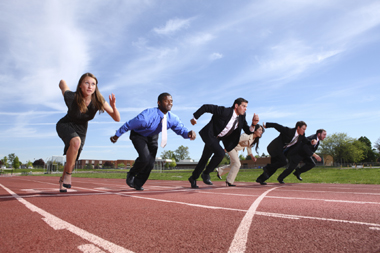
left=110, top=92, right=196, bottom=190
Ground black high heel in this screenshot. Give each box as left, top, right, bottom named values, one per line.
left=63, top=172, right=72, bottom=189
left=59, top=177, right=67, bottom=193
left=226, top=181, right=236, bottom=187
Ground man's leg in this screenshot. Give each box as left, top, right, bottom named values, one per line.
left=277, top=154, right=302, bottom=182
left=295, top=156, right=316, bottom=176
left=133, top=134, right=158, bottom=189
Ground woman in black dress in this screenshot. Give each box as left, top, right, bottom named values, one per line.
left=56, top=73, right=120, bottom=192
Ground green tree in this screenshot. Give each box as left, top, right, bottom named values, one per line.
left=174, top=145, right=191, bottom=161
left=27, top=161, right=33, bottom=167
left=319, top=133, right=364, bottom=163
left=245, top=155, right=252, bottom=160
left=169, top=160, right=177, bottom=168
left=85, top=164, right=94, bottom=170
left=375, top=137, right=380, bottom=153
left=1, top=156, right=8, bottom=167
left=117, top=163, right=125, bottom=168
left=161, top=150, right=176, bottom=161
left=358, top=136, right=377, bottom=162
left=12, top=156, right=20, bottom=169
left=239, top=154, right=246, bottom=160
left=8, top=153, right=15, bottom=166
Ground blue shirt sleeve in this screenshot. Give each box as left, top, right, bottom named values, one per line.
left=115, top=109, right=149, bottom=137
left=167, top=112, right=190, bottom=139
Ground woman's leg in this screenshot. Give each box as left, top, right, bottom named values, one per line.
left=226, top=149, right=241, bottom=184
left=61, top=137, right=81, bottom=187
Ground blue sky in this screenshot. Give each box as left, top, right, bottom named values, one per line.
left=1, top=0, right=380, bottom=164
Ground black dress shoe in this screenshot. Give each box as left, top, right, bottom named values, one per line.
left=188, top=176, right=199, bottom=188
left=216, top=169, right=222, bottom=180
left=256, top=179, right=267, bottom=185
left=126, top=172, right=135, bottom=188
left=277, top=178, right=285, bottom=184
left=293, top=172, right=302, bottom=181
left=201, top=173, right=213, bottom=185
left=135, top=186, right=144, bottom=191
left=226, top=181, right=236, bottom=187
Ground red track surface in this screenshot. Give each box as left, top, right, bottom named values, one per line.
left=1, top=176, right=380, bottom=252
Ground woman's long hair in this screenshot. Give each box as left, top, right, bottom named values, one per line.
left=75, top=73, right=105, bottom=114
left=251, top=124, right=264, bottom=154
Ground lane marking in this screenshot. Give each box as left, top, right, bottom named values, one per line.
left=7, top=179, right=380, bottom=230
left=0, top=183, right=134, bottom=253
left=78, top=244, right=106, bottom=253
left=228, top=187, right=279, bottom=253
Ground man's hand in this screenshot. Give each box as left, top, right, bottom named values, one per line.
left=188, top=130, right=196, bottom=140
left=251, top=113, right=259, bottom=126
left=110, top=135, right=118, bottom=143
left=311, top=139, right=318, bottom=145
left=313, top=153, right=321, bottom=162
left=262, top=122, right=267, bottom=129
left=190, top=118, right=197, bottom=125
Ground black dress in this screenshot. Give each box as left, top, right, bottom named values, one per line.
left=56, top=91, right=98, bottom=160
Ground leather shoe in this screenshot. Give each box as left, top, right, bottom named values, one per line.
left=293, top=172, right=302, bottom=181
left=216, top=168, right=222, bottom=180
left=226, top=181, right=236, bottom=187
left=126, top=172, right=135, bottom=188
left=256, top=178, right=267, bottom=185
left=277, top=178, right=285, bottom=184
left=201, top=173, right=213, bottom=185
left=135, top=186, right=144, bottom=191
left=188, top=176, right=199, bottom=188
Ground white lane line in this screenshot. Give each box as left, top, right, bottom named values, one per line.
left=198, top=191, right=380, bottom=205
left=0, top=183, right=134, bottom=253
left=78, top=244, right=106, bottom=253
left=228, top=187, right=279, bottom=253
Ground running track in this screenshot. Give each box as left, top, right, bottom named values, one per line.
left=0, top=176, right=379, bottom=252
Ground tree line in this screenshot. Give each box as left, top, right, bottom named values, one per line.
left=0, top=154, right=44, bottom=169
left=319, top=134, right=380, bottom=164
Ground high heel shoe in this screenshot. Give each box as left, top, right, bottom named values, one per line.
left=226, top=181, right=236, bottom=187
left=63, top=172, right=72, bottom=188
left=59, top=177, right=67, bottom=193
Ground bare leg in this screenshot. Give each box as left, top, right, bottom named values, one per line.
left=61, top=137, right=81, bottom=189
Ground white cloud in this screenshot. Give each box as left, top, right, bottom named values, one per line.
left=210, top=53, right=223, bottom=61
left=153, top=18, right=192, bottom=35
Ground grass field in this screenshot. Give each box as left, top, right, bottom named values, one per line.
left=19, top=166, right=380, bottom=185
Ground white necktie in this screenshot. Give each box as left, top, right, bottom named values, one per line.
left=161, top=114, right=167, bottom=148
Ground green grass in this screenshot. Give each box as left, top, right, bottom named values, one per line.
left=28, top=166, right=380, bottom=185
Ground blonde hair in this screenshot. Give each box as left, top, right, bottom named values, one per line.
left=75, top=73, right=105, bottom=114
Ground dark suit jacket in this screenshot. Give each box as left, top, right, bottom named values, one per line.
left=193, top=104, right=253, bottom=152
left=266, top=122, right=309, bottom=157
left=298, top=134, right=318, bottom=157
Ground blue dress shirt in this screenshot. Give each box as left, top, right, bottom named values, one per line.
left=115, top=107, right=190, bottom=139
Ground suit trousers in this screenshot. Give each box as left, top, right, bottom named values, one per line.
left=257, top=152, right=288, bottom=182
left=217, top=148, right=241, bottom=183
left=192, top=137, right=225, bottom=179
left=129, top=130, right=158, bottom=188
left=278, top=154, right=316, bottom=180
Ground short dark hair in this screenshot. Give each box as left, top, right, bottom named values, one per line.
left=232, top=97, right=248, bottom=107
left=158, top=92, right=171, bottom=103
left=295, top=121, right=307, bottom=129
left=316, top=129, right=326, bottom=135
